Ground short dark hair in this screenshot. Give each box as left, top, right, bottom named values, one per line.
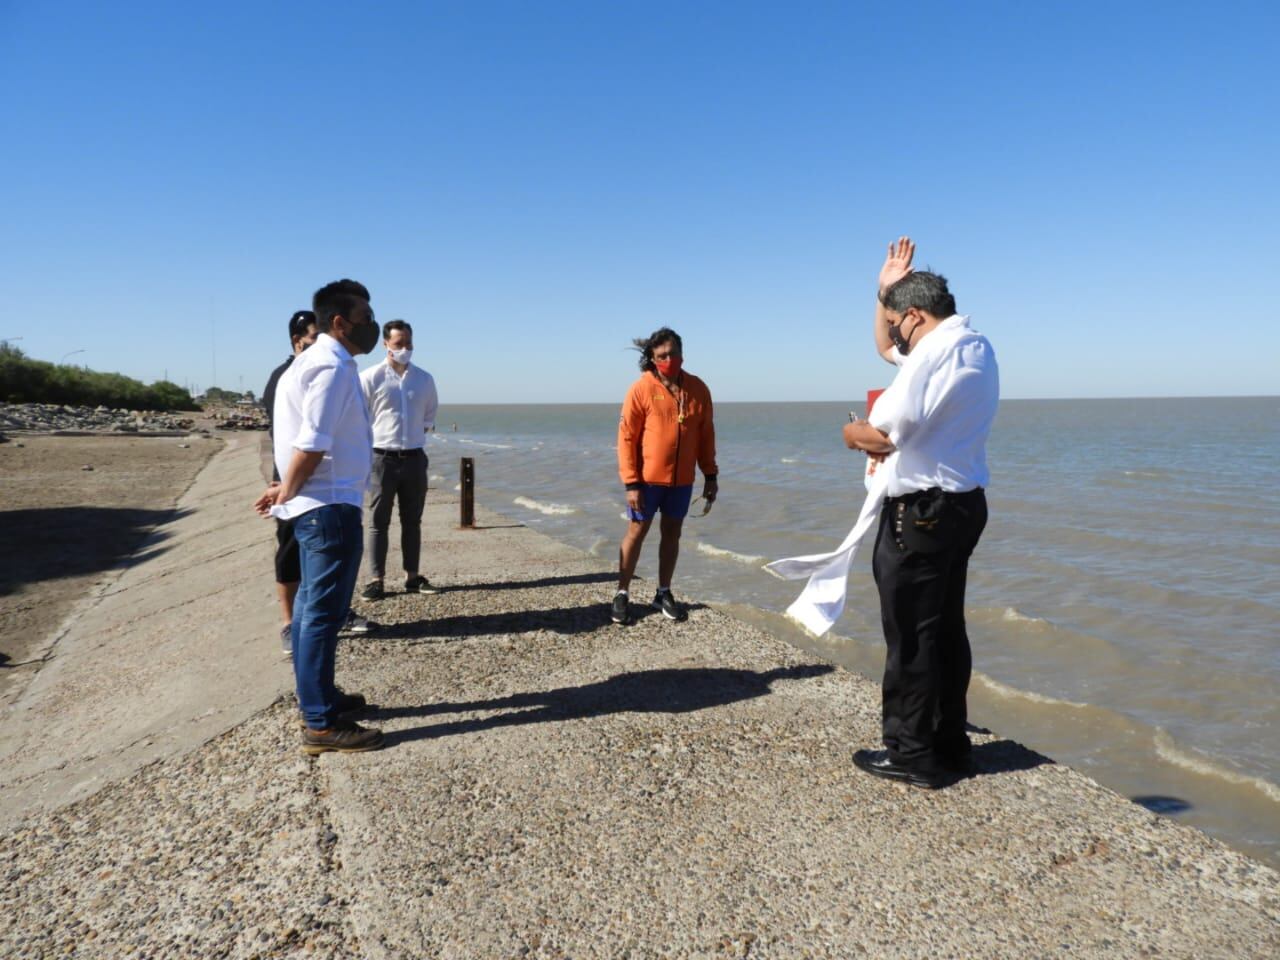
left=882, top=271, right=957, bottom=318
left=632, top=327, right=683, bottom=372
left=288, top=310, right=316, bottom=345
left=382, top=319, right=412, bottom=340
left=312, top=279, right=371, bottom=333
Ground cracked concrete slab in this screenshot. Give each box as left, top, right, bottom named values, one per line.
left=0, top=433, right=288, bottom=826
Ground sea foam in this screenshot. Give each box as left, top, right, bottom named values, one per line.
left=975, top=674, right=1090, bottom=709
left=1153, top=731, right=1280, bottom=804
left=513, top=496, right=577, bottom=516
left=696, top=542, right=766, bottom=565
left=1002, top=607, right=1049, bottom=625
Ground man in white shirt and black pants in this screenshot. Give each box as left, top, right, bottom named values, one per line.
left=255, top=279, right=385, bottom=755
left=359, top=319, right=440, bottom=600
left=843, top=238, right=999, bottom=789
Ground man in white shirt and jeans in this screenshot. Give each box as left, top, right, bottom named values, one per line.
left=843, top=238, right=999, bottom=789
left=255, top=279, right=385, bottom=755
left=359, top=319, right=440, bottom=600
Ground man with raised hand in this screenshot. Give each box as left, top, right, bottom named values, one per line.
left=613, top=327, right=718, bottom=626
left=359, top=319, right=440, bottom=601
left=255, top=279, right=384, bottom=755
left=844, top=237, right=1000, bottom=788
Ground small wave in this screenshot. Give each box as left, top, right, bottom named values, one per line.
left=587, top=537, right=609, bottom=557
left=696, top=542, right=766, bottom=565
left=1153, top=731, right=1280, bottom=805
left=976, top=674, right=1090, bottom=709
left=429, top=474, right=445, bottom=483
left=457, top=439, right=514, bottom=449
left=1122, top=470, right=1165, bottom=479
left=513, top=496, right=577, bottom=516
left=780, top=457, right=799, bottom=464
left=1002, top=607, right=1049, bottom=625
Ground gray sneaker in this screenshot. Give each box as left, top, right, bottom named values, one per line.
left=343, top=612, right=376, bottom=635
left=610, top=590, right=631, bottom=625
left=652, top=589, right=687, bottom=622
left=404, top=575, right=439, bottom=595
left=280, top=623, right=292, bottom=656
left=300, top=721, right=385, bottom=755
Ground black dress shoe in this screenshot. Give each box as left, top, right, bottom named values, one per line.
left=936, top=750, right=974, bottom=775
left=852, top=749, right=947, bottom=789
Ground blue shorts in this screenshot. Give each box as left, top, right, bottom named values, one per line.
left=626, top=484, right=694, bottom=522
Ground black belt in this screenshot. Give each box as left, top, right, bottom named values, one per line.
left=373, top=448, right=424, bottom=458
left=885, top=486, right=984, bottom=505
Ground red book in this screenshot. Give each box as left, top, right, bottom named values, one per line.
left=866, top=388, right=885, bottom=417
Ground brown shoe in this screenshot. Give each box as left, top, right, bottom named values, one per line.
left=301, top=721, right=385, bottom=755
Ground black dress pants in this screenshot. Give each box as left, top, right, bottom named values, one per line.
left=871, top=487, right=988, bottom=771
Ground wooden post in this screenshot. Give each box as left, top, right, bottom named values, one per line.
left=460, top=457, right=475, bottom=528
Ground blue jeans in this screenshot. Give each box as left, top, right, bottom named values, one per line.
left=291, top=503, right=363, bottom=729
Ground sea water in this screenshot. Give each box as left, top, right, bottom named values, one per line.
left=426, top=397, right=1280, bottom=866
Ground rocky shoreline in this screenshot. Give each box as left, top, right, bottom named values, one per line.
left=0, top=400, right=274, bottom=438
left=0, top=401, right=197, bottom=436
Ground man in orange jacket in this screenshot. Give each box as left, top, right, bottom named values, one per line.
left=614, top=327, right=718, bottom=625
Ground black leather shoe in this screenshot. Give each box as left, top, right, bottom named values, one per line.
left=936, top=750, right=974, bottom=775
left=852, top=749, right=947, bottom=789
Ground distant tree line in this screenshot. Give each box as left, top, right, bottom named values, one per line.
left=0, top=343, right=199, bottom=411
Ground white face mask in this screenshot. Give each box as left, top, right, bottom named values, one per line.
left=390, top=347, right=413, bottom=365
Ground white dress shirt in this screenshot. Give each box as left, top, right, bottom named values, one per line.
left=360, top=360, right=438, bottom=451
left=765, top=314, right=998, bottom=635
left=869, top=314, right=999, bottom=497
left=270, top=333, right=373, bottom=519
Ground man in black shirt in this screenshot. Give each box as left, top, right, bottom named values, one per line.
left=263, top=311, right=318, bottom=654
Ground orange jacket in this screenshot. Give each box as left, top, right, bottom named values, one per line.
left=617, top=370, right=718, bottom=488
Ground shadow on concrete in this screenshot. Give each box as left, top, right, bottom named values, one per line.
left=380, top=663, right=835, bottom=746
left=0, top=506, right=189, bottom=597
left=372, top=600, right=702, bottom=641
left=446, top=571, right=617, bottom=592
left=968, top=739, right=1055, bottom=777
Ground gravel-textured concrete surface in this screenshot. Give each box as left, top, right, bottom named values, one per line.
left=1, top=439, right=1276, bottom=958
left=0, top=432, right=287, bottom=826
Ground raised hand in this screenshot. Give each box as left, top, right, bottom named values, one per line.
left=878, top=236, right=915, bottom=295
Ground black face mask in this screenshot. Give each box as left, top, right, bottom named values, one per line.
left=345, top=317, right=381, bottom=355
left=888, top=314, right=919, bottom=356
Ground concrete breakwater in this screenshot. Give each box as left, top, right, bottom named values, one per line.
left=0, top=437, right=1276, bottom=958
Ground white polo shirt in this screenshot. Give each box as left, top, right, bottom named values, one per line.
left=868, top=314, right=999, bottom=497
left=360, top=360, right=438, bottom=451
left=270, top=333, right=373, bottom=519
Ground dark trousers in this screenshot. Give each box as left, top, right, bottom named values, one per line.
left=872, top=487, right=988, bottom=770
left=366, top=449, right=428, bottom=581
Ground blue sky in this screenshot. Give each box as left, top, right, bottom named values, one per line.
left=3, top=1, right=1277, bottom=403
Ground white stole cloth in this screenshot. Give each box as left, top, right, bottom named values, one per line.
left=763, top=466, right=888, bottom=636
left=764, top=318, right=981, bottom=636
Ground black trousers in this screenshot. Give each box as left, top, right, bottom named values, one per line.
left=366, top=449, right=428, bottom=580
left=871, top=487, right=988, bottom=770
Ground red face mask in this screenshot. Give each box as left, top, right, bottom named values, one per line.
left=654, top=357, right=682, bottom=379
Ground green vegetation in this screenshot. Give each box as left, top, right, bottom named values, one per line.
left=0, top=343, right=199, bottom=411
left=201, top=386, right=254, bottom=404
